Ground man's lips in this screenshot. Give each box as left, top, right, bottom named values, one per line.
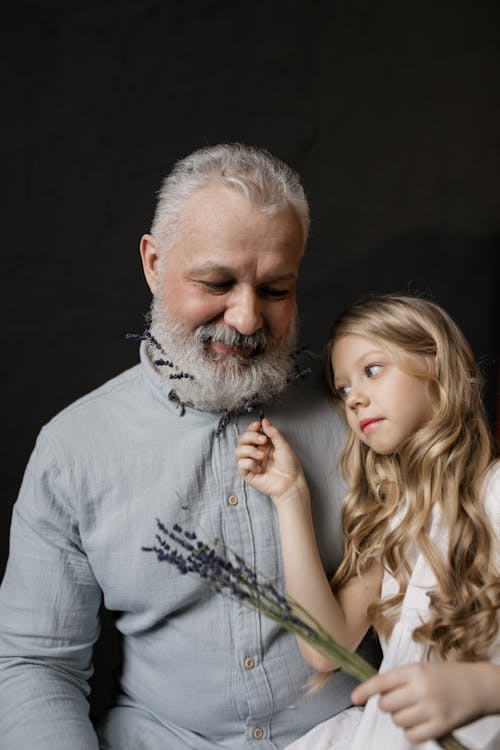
left=209, top=341, right=254, bottom=358
left=360, top=417, right=385, bottom=433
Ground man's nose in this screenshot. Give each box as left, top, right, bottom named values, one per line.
left=223, top=287, right=262, bottom=335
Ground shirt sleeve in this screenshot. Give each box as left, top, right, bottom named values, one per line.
left=0, top=428, right=102, bottom=749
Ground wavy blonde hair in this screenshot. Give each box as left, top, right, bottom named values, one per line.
left=327, top=295, right=499, bottom=661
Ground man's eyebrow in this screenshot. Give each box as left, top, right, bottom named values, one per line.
left=258, top=272, right=297, bottom=284
left=188, top=264, right=297, bottom=282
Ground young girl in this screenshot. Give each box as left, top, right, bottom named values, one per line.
left=236, top=295, right=499, bottom=749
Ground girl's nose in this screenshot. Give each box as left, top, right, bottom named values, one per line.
left=346, top=386, right=369, bottom=410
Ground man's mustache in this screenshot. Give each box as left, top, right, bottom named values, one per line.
left=194, top=323, right=270, bottom=355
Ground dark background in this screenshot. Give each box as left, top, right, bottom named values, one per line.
left=2, top=0, right=499, bottom=716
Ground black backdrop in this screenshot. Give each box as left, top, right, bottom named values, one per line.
left=2, top=0, right=500, bottom=714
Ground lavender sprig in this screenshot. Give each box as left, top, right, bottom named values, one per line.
left=144, top=520, right=469, bottom=750
left=144, top=521, right=373, bottom=677
left=126, top=331, right=194, bottom=380
left=143, top=521, right=314, bottom=636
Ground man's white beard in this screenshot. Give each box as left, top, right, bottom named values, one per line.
left=147, top=296, right=298, bottom=413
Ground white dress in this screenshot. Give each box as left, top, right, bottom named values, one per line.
left=284, top=464, right=500, bottom=750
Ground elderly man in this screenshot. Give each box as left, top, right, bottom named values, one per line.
left=0, top=144, right=378, bottom=749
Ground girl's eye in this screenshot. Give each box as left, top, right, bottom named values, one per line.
left=365, top=364, right=382, bottom=378
left=336, top=385, right=351, bottom=400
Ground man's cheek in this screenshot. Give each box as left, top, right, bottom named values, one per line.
left=269, top=305, right=295, bottom=338
left=167, top=295, right=224, bottom=329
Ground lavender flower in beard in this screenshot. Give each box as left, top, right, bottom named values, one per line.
left=147, top=295, right=298, bottom=413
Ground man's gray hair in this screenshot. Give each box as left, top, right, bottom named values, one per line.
left=150, top=143, right=310, bottom=252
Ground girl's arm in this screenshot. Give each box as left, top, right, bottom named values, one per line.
left=351, top=661, right=500, bottom=742
left=236, top=418, right=382, bottom=672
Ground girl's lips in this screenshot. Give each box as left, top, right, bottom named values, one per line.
left=360, top=417, right=384, bottom=433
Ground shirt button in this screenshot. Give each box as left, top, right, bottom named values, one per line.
left=244, top=656, right=255, bottom=669
left=253, top=727, right=264, bottom=740
left=228, top=495, right=239, bottom=506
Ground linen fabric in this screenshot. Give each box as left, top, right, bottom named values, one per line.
left=0, top=343, right=378, bottom=749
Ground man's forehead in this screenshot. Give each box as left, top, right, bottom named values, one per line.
left=177, top=184, right=303, bottom=237
left=180, top=182, right=253, bottom=212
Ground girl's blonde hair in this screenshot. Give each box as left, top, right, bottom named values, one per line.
left=327, top=294, right=498, bottom=661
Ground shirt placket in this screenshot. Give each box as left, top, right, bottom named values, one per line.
left=216, top=419, right=277, bottom=748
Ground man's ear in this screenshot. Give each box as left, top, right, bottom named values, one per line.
left=140, top=234, right=160, bottom=294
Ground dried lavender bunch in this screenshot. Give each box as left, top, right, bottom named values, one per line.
left=143, top=520, right=467, bottom=750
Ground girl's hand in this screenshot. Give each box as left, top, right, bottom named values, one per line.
left=351, top=661, right=500, bottom=742
left=235, top=418, right=306, bottom=502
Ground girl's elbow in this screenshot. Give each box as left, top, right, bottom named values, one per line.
left=298, top=642, right=338, bottom=673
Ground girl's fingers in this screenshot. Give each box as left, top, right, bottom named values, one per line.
left=352, top=677, right=381, bottom=704
left=237, top=457, right=263, bottom=474
left=378, top=686, right=415, bottom=714
left=260, top=418, right=281, bottom=440
left=234, top=445, right=266, bottom=461
left=352, top=669, right=407, bottom=704
left=237, top=430, right=268, bottom=448
left=389, top=704, right=427, bottom=730
left=260, top=419, right=293, bottom=450
left=237, top=420, right=287, bottom=451
left=405, top=720, right=441, bottom=744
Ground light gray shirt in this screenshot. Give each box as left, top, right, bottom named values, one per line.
left=0, top=343, right=379, bottom=749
